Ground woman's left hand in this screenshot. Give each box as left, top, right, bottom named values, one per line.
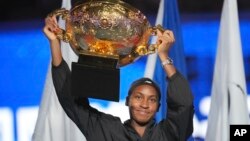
left=156, top=29, right=175, bottom=55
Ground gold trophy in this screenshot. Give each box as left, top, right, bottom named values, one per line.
left=48, top=0, right=164, bottom=101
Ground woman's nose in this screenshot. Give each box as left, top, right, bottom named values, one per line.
left=140, top=99, right=149, bottom=108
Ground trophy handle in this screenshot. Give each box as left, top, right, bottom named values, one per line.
left=151, top=24, right=165, bottom=35
left=134, top=24, right=165, bottom=56
left=48, top=8, right=71, bottom=42
left=118, top=25, right=165, bottom=67
left=147, top=24, right=165, bottom=53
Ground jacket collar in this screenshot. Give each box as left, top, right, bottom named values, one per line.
left=123, top=119, right=156, bottom=138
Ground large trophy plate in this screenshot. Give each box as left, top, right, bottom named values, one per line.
left=49, top=0, right=164, bottom=101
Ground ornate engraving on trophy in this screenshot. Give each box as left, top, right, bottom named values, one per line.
left=48, top=0, right=164, bottom=67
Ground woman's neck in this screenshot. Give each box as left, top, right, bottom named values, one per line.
left=130, top=120, right=148, bottom=137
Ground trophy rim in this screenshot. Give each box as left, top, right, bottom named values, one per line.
left=71, top=0, right=148, bottom=20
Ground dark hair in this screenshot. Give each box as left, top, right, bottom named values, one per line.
left=128, top=78, right=161, bottom=102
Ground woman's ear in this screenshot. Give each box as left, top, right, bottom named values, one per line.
left=125, top=96, right=129, bottom=106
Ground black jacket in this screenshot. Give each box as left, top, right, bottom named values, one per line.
left=52, top=60, right=194, bottom=141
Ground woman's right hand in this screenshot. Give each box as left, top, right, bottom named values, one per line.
left=43, top=16, right=59, bottom=41
left=43, top=15, right=62, bottom=66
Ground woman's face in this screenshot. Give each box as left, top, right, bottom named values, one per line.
left=128, top=84, right=159, bottom=125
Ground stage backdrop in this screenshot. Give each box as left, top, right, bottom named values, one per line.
left=0, top=15, right=249, bottom=141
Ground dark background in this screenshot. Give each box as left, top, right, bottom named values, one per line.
left=1, top=0, right=250, bottom=21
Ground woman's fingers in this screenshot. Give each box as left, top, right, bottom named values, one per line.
left=163, top=30, right=175, bottom=42
left=44, top=16, right=58, bottom=32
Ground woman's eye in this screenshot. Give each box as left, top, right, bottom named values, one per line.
left=149, top=98, right=157, bottom=103
left=135, top=96, right=142, bottom=100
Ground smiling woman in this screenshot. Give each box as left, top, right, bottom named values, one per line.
left=127, top=84, right=159, bottom=133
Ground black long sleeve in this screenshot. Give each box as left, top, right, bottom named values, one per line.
left=51, top=60, right=194, bottom=141
left=165, top=71, right=194, bottom=140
